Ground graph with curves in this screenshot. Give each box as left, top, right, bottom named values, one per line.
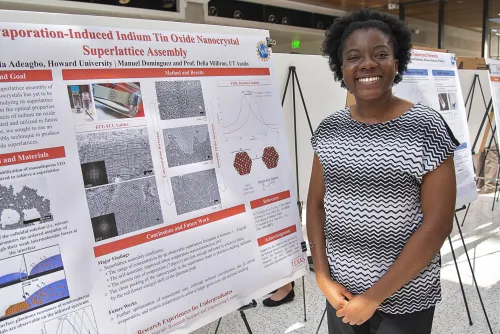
left=219, top=93, right=279, bottom=139
left=44, top=305, right=99, bottom=334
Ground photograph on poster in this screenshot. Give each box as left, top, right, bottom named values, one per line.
left=438, top=93, right=450, bottom=111
left=67, top=84, right=95, bottom=123
left=92, top=82, right=144, bottom=120
left=437, top=92, right=458, bottom=111
left=67, top=82, right=144, bottom=124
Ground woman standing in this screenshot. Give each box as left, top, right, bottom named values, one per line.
left=306, top=9, right=458, bottom=334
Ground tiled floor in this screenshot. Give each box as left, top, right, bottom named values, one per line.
left=192, top=194, right=499, bottom=334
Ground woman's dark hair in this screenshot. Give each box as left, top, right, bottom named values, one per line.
left=322, top=9, right=412, bottom=88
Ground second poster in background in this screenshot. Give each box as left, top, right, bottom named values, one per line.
left=393, top=49, right=478, bottom=208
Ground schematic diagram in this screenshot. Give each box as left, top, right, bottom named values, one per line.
left=0, top=246, right=68, bottom=322
left=0, top=177, right=53, bottom=230
left=234, top=151, right=253, bottom=175
left=233, top=147, right=279, bottom=176
left=44, top=305, right=99, bottom=334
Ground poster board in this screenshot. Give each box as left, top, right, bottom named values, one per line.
left=391, top=49, right=478, bottom=208
left=486, top=58, right=500, bottom=146
left=0, top=9, right=307, bottom=334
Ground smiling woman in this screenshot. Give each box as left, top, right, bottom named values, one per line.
left=306, top=9, right=459, bottom=334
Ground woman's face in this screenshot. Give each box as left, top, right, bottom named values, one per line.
left=341, top=28, right=398, bottom=101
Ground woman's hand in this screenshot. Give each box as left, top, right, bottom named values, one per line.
left=317, top=275, right=354, bottom=310
left=335, top=293, right=380, bottom=326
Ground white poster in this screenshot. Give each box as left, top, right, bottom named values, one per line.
left=486, top=58, right=500, bottom=146
left=393, top=49, right=478, bottom=208
left=0, top=13, right=307, bottom=334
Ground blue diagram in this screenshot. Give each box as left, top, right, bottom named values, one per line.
left=0, top=245, right=69, bottom=322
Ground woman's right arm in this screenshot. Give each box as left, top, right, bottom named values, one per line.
left=306, top=153, right=353, bottom=309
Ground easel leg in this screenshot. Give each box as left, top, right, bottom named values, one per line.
left=448, top=236, right=473, bottom=325
left=315, top=307, right=327, bottom=334
left=302, top=276, right=307, bottom=322
left=454, top=215, right=494, bottom=334
left=214, top=318, right=222, bottom=334
left=460, top=203, right=471, bottom=227
left=493, top=166, right=499, bottom=211
left=239, top=311, right=253, bottom=334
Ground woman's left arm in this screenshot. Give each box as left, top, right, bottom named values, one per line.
left=337, top=155, right=456, bottom=325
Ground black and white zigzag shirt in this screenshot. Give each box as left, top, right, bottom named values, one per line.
left=311, top=103, right=459, bottom=314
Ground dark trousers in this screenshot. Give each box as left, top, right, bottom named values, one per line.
left=326, top=301, right=435, bottom=334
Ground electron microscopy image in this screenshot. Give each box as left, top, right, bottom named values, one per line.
left=171, top=169, right=221, bottom=215
left=163, top=124, right=213, bottom=167
left=85, top=176, right=163, bottom=241
left=76, top=128, right=154, bottom=187
left=0, top=178, right=52, bottom=230
left=155, top=80, right=206, bottom=120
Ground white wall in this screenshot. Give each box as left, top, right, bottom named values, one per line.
left=273, top=53, right=347, bottom=203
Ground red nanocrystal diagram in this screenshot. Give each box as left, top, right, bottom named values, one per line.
left=262, top=147, right=279, bottom=169
left=233, top=151, right=252, bottom=175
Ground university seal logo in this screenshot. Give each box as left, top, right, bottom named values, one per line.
left=256, top=41, right=270, bottom=61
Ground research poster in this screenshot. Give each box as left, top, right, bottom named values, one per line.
left=392, top=49, right=478, bottom=208
left=487, top=58, right=500, bottom=145
left=0, top=14, right=307, bottom=334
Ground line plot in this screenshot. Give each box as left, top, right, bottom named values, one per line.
left=220, top=94, right=279, bottom=139
left=44, top=305, right=99, bottom=334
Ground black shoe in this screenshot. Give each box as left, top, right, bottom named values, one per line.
left=263, top=283, right=295, bottom=307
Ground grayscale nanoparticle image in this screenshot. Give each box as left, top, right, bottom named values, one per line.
left=163, top=124, right=213, bottom=167
left=171, top=169, right=221, bottom=215
left=85, top=176, right=163, bottom=241
left=0, top=178, right=53, bottom=230
left=155, top=80, right=206, bottom=120
left=76, top=128, right=154, bottom=187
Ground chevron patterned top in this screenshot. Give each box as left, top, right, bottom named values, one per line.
left=311, top=102, right=459, bottom=314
